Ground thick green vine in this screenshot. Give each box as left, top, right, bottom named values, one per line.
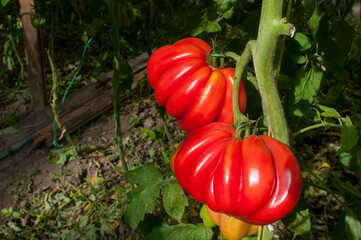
left=253, top=0, right=294, bottom=145
left=230, top=0, right=294, bottom=145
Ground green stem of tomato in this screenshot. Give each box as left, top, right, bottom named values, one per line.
left=225, top=41, right=255, bottom=124
left=292, top=122, right=340, bottom=139
left=252, top=0, right=295, bottom=145
left=109, top=0, right=128, bottom=173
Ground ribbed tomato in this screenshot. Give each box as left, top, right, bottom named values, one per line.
left=170, top=122, right=303, bottom=225
left=147, top=38, right=246, bottom=132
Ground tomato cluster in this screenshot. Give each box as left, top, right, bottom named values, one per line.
left=147, top=37, right=246, bottom=132
left=148, top=38, right=302, bottom=238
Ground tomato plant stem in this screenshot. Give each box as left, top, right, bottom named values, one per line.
left=292, top=122, right=340, bottom=138
left=253, top=0, right=294, bottom=145
left=109, top=0, right=128, bottom=173
left=225, top=41, right=255, bottom=124
left=161, top=115, right=175, bottom=151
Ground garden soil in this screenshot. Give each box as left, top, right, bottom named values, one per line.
left=0, top=84, right=184, bottom=238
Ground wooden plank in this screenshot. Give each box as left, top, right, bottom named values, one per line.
left=33, top=68, right=147, bottom=148
left=0, top=53, right=149, bottom=158
left=32, top=87, right=114, bottom=147
left=19, top=0, right=47, bottom=111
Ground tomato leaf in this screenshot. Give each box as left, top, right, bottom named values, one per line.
left=206, top=21, right=221, bottom=33
left=124, top=181, right=162, bottom=229
left=259, top=226, right=273, bottom=240
left=200, top=204, right=216, bottom=228
left=292, top=33, right=312, bottom=51
left=302, top=0, right=315, bottom=20
left=222, top=7, right=234, bottom=19
left=282, top=197, right=312, bottom=237
left=307, top=4, right=325, bottom=36
left=124, top=165, right=163, bottom=229
left=318, top=105, right=341, bottom=119
left=345, top=209, right=361, bottom=240
left=86, top=224, right=99, bottom=240
left=294, top=64, right=323, bottom=104
left=117, top=61, right=133, bottom=95
left=168, top=224, right=213, bottom=240
left=339, top=125, right=358, bottom=153
left=339, top=152, right=355, bottom=170
left=126, top=165, right=163, bottom=184
left=147, top=223, right=213, bottom=240
left=163, top=181, right=188, bottom=222
left=49, top=146, right=76, bottom=167
left=332, top=20, right=354, bottom=54
left=1, top=0, right=10, bottom=7
left=147, top=222, right=183, bottom=240
left=100, top=219, right=116, bottom=238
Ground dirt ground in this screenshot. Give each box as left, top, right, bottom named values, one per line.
left=0, top=85, right=183, bottom=225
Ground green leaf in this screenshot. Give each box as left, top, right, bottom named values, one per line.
left=260, top=226, right=273, bottom=240
left=345, top=209, right=361, bottom=240
left=316, top=18, right=343, bottom=63
left=278, top=74, right=294, bottom=90
left=307, top=4, right=325, bottom=36
left=291, top=54, right=307, bottom=65
left=294, top=65, right=323, bottom=103
left=206, top=21, right=221, bottom=33
left=302, top=0, right=315, bottom=20
left=12, top=211, right=20, bottom=218
left=163, top=182, right=188, bottom=222
left=192, top=26, right=206, bottom=37
left=318, top=105, right=341, bottom=119
left=335, top=178, right=361, bottom=200
left=126, top=165, right=162, bottom=185
left=293, top=33, right=312, bottom=51
left=137, top=216, right=163, bottom=238
left=118, top=61, right=133, bottom=95
left=339, top=125, right=358, bottom=153
left=1, top=208, right=8, bottom=215
left=61, top=230, right=82, bottom=240
left=147, top=223, right=213, bottom=240
left=332, top=211, right=346, bottom=239
left=1, top=0, right=10, bottom=7
left=283, top=197, right=312, bottom=237
left=86, top=224, right=99, bottom=240
left=168, top=224, right=213, bottom=240
left=339, top=152, right=354, bottom=170
left=199, top=204, right=216, bottom=228
left=147, top=222, right=183, bottom=240
left=124, top=180, right=162, bottom=229
left=100, top=219, right=116, bottom=238
left=332, top=20, right=354, bottom=54
left=245, top=71, right=259, bottom=91
left=49, top=146, right=76, bottom=167
left=0, top=126, right=20, bottom=136
left=223, top=7, right=234, bottom=19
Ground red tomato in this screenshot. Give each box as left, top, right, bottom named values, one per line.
left=171, top=122, right=303, bottom=225
left=147, top=38, right=246, bottom=132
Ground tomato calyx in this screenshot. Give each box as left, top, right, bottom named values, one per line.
left=206, top=40, right=231, bottom=69
left=207, top=50, right=226, bottom=69
left=234, top=117, right=262, bottom=139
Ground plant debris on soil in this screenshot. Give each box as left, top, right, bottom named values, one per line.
left=0, top=82, right=187, bottom=239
